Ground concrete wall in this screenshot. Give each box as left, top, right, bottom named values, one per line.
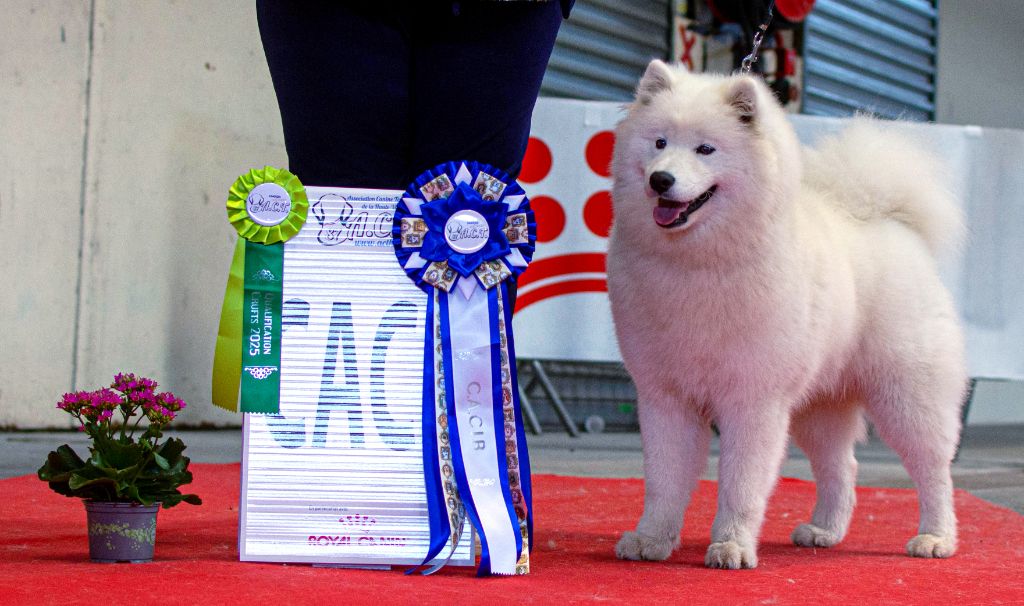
left=935, top=0, right=1024, bottom=420
left=936, top=0, right=1024, bottom=130
left=1, top=1, right=284, bottom=428
left=2, top=1, right=1021, bottom=428
left=2, top=3, right=90, bottom=427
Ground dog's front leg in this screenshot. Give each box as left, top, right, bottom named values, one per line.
left=705, top=402, right=791, bottom=569
left=616, top=395, right=711, bottom=561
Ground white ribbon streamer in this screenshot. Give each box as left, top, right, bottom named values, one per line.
left=447, top=288, right=518, bottom=574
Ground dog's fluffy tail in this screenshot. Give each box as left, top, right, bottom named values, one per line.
left=803, top=117, right=965, bottom=255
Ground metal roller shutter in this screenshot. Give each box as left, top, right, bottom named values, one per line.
left=802, top=0, right=938, bottom=121
left=541, top=0, right=672, bottom=101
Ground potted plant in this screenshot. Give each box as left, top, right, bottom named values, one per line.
left=37, top=373, right=201, bottom=563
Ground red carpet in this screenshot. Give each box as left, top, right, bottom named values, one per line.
left=2, top=464, right=1022, bottom=605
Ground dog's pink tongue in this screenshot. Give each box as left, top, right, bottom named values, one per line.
left=654, top=200, right=685, bottom=226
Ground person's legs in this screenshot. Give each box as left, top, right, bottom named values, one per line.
left=256, top=1, right=412, bottom=188
left=406, top=1, right=562, bottom=185
left=258, top=1, right=562, bottom=188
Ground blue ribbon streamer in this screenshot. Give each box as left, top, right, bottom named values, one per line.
left=415, top=293, right=449, bottom=569
left=502, top=280, right=534, bottom=546
left=489, top=285, right=524, bottom=564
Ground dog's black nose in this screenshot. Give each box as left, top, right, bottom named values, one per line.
left=649, top=171, right=675, bottom=194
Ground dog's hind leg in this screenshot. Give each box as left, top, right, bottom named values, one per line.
left=616, top=395, right=712, bottom=562
left=865, top=367, right=963, bottom=558
left=790, top=401, right=865, bottom=548
left=706, top=402, right=792, bottom=569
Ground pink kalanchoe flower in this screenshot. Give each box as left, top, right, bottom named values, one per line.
left=111, top=372, right=133, bottom=390
left=144, top=403, right=176, bottom=425
left=112, top=372, right=158, bottom=399
left=156, top=392, right=187, bottom=413
left=91, top=388, right=122, bottom=410
left=132, top=389, right=158, bottom=408
left=77, top=388, right=123, bottom=424
left=57, top=391, right=92, bottom=414
left=56, top=392, right=74, bottom=411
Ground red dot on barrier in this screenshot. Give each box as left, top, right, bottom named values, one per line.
left=520, top=137, right=552, bottom=183
left=585, top=131, right=615, bottom=178
left=531, top=195, right=566, bottom=243
left=583, top=191, right=614, bottom=238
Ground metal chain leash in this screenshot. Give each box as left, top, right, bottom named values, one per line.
left=739, top=0, right=776, bottom=74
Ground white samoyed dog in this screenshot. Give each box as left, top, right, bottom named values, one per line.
left=608, top=60, right=967, bottom=569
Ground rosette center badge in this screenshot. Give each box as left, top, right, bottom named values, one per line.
left=245, top=182, right=293, bottom=227
left=445, top=209, right=489, bottom=254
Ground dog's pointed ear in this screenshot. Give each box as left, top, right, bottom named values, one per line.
left=726, top=76, right=759, bottom=125
left=636, top=59, right=676, bottom=105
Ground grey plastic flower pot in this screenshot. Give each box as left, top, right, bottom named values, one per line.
left=84, top=501, right=159, bottom=563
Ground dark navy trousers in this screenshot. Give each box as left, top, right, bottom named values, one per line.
left=256, top=1, right=564, bottom=189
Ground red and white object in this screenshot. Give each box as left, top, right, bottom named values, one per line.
left=514, top=98, right=623, bottom=362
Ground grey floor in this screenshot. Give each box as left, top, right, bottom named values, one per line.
left=5, top=423, right=1022, bottom=514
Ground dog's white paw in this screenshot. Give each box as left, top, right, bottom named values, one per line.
left=615, top=530, right=677, bottom=561
left=791, top=523, right=842, bottom=548
left=704, top=541, right=757, bottom=569
left=906, top=533, right=956, bottom=558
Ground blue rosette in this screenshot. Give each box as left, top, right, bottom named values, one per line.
left=393, top=161, right=535, bottom=296
left=394, top=161, right=535, bottom=577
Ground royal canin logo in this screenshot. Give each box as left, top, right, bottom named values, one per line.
left=306, top=513, right=407, bottom=548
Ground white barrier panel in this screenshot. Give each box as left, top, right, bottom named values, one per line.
left=517, top=99, right=1024, bottom=380
left=514, top=100, right=623, bottom=363
left=239, top=188, right=473, bottom=567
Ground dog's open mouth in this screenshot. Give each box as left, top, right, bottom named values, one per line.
left=654, top=185, right=717, bottom=228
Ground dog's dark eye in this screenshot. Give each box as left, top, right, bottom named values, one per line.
left=655, top=138, right=667, bottom=150
left=696, top=144, right=715, bottom=155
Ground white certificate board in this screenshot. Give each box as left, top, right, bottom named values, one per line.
left=239, top=187, right=474, bottom=567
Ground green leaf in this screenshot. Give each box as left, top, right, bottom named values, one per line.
left=125, top=484, right=154, bottom=506
left=53, top=444, right=86, bottom=470
left=37, top=445, right=86, bottom=482
left=114, top=464, right=142, bottom=482
left=100, top=465, right=123, bottom=480
left=88, top=450, right=107, bottom=468
left=45, top=481, right=78, bottom=498
left=152, top=452, right=170, bottom=470
left=156, top=437, right=187, bottom=462
left=68, top=472, right=116, bottom=491
left=92, top=433, right=146, bottom=469
left=160, top=493, right=182, bottom=507
left=160, top=492, right=202, bottom=509
left=168, top=456, right=189, bottom=475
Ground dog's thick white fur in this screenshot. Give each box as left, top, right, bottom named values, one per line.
left=608, top=60, right=967, bottom=569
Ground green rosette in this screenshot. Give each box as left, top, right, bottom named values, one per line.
left=226, top=166, right=308, bottom=244
left=213, top=166, right=306, bottom=413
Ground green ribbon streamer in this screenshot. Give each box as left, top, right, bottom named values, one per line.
left=212, top=239, right=246, bottom=411
left=238, top=240, right=285, bottom=413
